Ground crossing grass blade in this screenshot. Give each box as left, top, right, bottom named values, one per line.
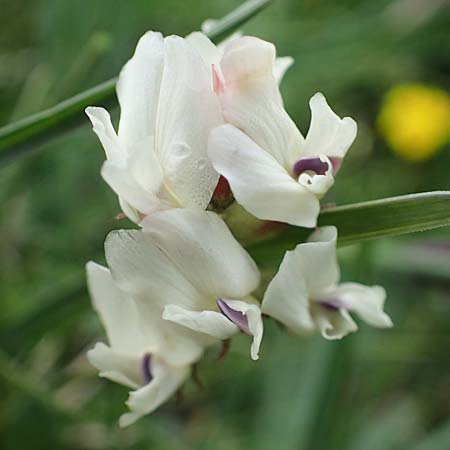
left=248, top=191, right=450, bottom=267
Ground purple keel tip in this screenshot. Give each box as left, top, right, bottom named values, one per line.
left=293, top=156, right=342, bottom=178
left=319, top=298, right=344, bottom=311
left=141, top=352, right=153, bottom=385
left=217, top=298, right=251, bottom=335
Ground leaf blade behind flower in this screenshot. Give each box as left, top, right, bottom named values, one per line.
left=248, top=191, right=450, bottom=268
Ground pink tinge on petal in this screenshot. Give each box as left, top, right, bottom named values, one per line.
left=329, top=157, right=342, bottom=174
left=212, top=64, right=225, bottom=94
left=293, top=156, right=342, bottom=177
left=319, top=298, right=345, bottom=311
left=141, top=352, right=153, bottom=385
left=217, top=298, right=251, bottom=335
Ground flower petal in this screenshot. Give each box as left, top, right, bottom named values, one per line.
left=119, top=359, right=189, bottom=427
left=118, top=197, right=140, bottom=223
left=126, top=135, right=164, bottom=198
left=116, top=31, right=165, bottom=147
left=331, top=283, right=393, bottom=328
left=163, top=304, right=239, bottom=340
left=219, top=36, right=304, bottom=169
left=155, top=35, right=222, bottom=210
left=311, top=307, right=358, bottom=340
left=86, top=262, right=146, bottom=355
left=87, top=342, right=141, bottom=389
left=140, top=209, right=260, bottom=299
left=262, top=226, right=340, bottom=333
left=303, top=93, right=357, bottom=159
left=262, top=248, right=315, bottom=334
left=273, top=56, right=294, bottom=85
left=303, top=226, right=340, bottom=295
left=208, top=124, right=320, bottom=227
left=296, top=155, right=335, bottom=197
left=104, top=229, right=208, bottom=366
left=101, top=161, right=161, bottom=216
left=185, top=31, right=221, bottom=67
left=85, top=107, right=124, bottom=166
left=219, top=299, right=263, bottom=360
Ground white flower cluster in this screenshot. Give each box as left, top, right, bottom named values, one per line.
left=86, top=30, right=393, bottom=426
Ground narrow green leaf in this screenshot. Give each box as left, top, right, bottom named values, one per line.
left=0, top=79, right=117, bottom=164
left=319, top=191, right=450, bottom=245
left=204, top=0, right=272, bottom=42
left=248, top=191, right=450, bottom=267
left=0, top=0, right=272, bottom=164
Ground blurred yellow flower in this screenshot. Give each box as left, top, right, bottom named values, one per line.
left=377, top=84, right=450, bottom=162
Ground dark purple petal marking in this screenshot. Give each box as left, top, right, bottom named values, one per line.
left=217, top=298, right=251, bottom=335
left=293, top=156, right=342, bottom=178
left=141, top=352, right=153, bottom=385
left=319, top=298, right=344, bottom=311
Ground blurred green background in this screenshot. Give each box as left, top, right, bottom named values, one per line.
left=1, top=0, right=450, bottom=449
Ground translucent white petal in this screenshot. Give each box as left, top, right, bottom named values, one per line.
left=273, top=56, right=294, bottom=85
left=219, top=37, right=304, bottom=168
left=104, top=228, right=206, bottom=315
left=312, top=307, right=358, bottom=340
left=302, top=226, right=340, bottom=296
left=215, top=31, right=243, bottom=52
left=118, top=196, right=140, bottom=223
left=87, top=342, right=141, bottom=389
left=187, top=30, right=292, bottom=87
left=262, top=248, right=315, bottom=334
left=221, top=299, right=264, bottom=361
left=104, top=229, right=208, bottom=365
left=126, top=135, right=164, bottom=196
left=119, top=360, right=189, bottom=427
left=163, top=304, right=239, bottom=340
left=140, top=209, right=260, bottom=299
left=116, top=31, right=165, bottom=147
left=86, top=262, right=146, bottom=355
left=85, top=106, right=124, bottom=166
left=155, top=35, right=222, bottom=210
left=220, top=36, right=276, bottom=84
left=331, top=283, right=393, bottom=328
left=208, top=124, right=320, bottom=227
left=303, top=93, right=357, bottom=159
left=101, top=161, right=161, bottom=215
left=262, top=226, right=340, bottom=334
left=185, top=31, right=221, bottom=66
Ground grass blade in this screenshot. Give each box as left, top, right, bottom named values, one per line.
left=248, top=191, right=450, bottom=267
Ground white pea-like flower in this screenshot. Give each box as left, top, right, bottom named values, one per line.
left=86, top=31, right=222, bottom=223
left=87, top=209, right=263, bottom=425
left=262, top=226, right=393, bottom=339
left=86, top=262, right=194, bottom=427
left=139, top=209, right=264, bottom=361
left=208, top=36, right=357, bottom=228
